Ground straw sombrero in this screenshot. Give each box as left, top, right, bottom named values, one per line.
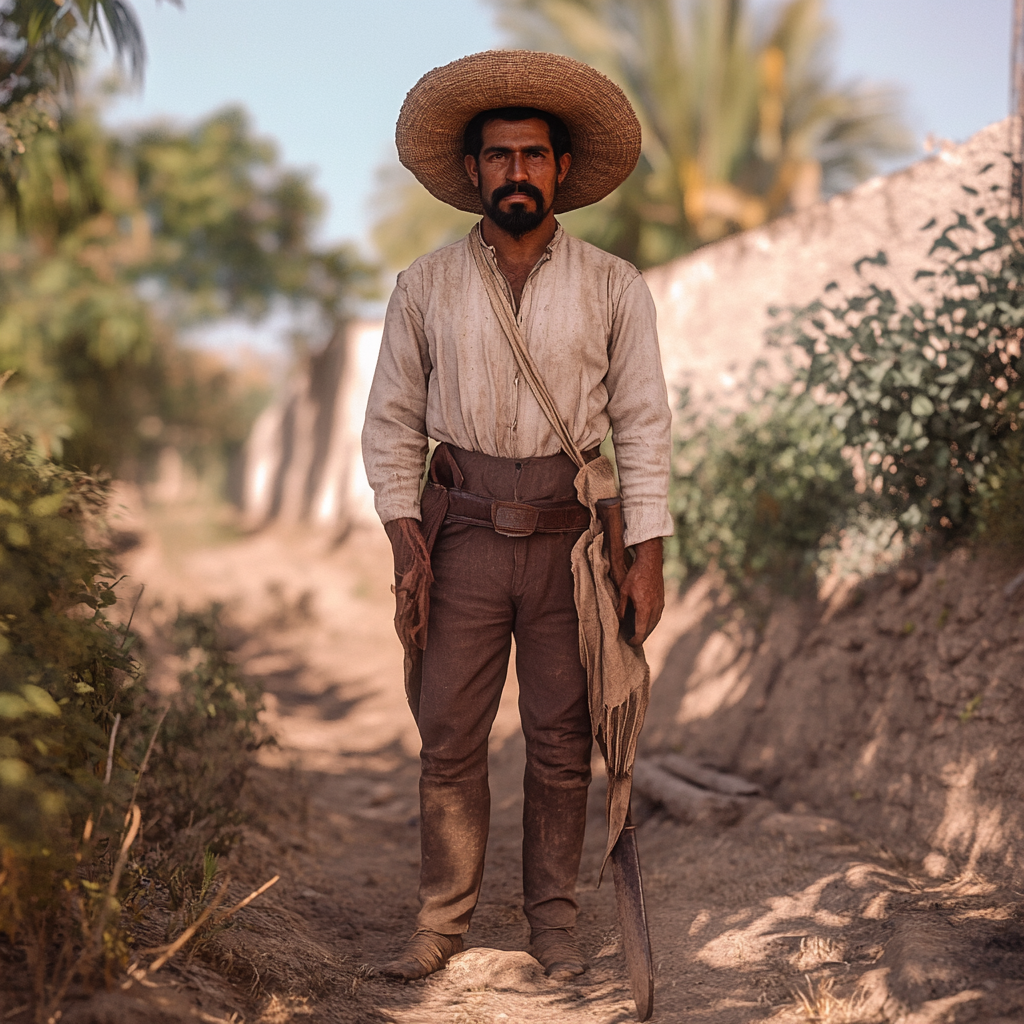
left=396, top=50, right=641, bottom=215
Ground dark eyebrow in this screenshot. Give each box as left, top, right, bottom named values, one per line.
left=480, top=143, right=552, bottom=157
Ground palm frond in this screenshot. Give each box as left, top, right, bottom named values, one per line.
left=479, top=0, right=913, bottom=265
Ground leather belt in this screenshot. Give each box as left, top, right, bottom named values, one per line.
left=446, top=488, right=590, bottom=538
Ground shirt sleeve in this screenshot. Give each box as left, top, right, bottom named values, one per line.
left=605, top=273, right=674, bottom=547
left=361, top=271, right=432, bottom=524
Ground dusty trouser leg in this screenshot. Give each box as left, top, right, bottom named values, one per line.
left=415, top=521, right=515, bottom=935
left=476, top=443, right=593, bottom=938
left=515, top=527, right=592, bottom=935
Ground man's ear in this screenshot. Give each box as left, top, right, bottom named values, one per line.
left=557, top=152, right=572, bottom=185
left=464, top=153, right=480, bottom=188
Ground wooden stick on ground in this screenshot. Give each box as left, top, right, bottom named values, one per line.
left=103, top=713, right=122, bottom=786
left=657, top=753, right=761, bottom=796
left=134, top=874, right=281, bottom=978
left=632, top=759, right=746, bottom=826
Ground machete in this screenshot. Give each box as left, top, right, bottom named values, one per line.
left=611, top=818, right=655, bottom=1021
left=596, top=496, right=655, bottom=1022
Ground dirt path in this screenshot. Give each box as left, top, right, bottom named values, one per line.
left=97, top=502, right=1024, bottom=1024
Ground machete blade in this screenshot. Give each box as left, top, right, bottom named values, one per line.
left=610, top=822, right=654, bottom=1021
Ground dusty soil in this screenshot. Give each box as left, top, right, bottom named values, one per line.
left=10, top=493, right=1024, bottom=1024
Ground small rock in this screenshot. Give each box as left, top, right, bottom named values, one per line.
left=922, top=852, right=952, bottom=879
left=937, top=632, right=973, bottom=666
left=443, top=948, right=545, bottom=992
left=368, top=783, right=397, bottom=806
left=897, top=567, right=922, bottom=592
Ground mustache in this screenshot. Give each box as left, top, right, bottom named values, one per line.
left=489, top=181, right=546, bottom=206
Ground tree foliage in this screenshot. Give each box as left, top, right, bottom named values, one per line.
left=1, top=0, right=161, bottom=197
left=0, top=102, right=370, bottom=472
left=1, top=0, right=372, bottom=475
left=131, top=106, right=369, bottom=325
left=499, top=0, right=911, bottom=266
left=0, top=106, right=156, bottom=464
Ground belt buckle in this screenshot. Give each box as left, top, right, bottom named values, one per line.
left=491, top=500, right=539, bottom=537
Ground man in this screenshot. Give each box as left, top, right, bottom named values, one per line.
left=361, top=50, right=672, bottom=983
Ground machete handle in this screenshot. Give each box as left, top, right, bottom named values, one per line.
left=596, top=496, right=632, bottom=589
left=596, top=496, right=637, bottom=641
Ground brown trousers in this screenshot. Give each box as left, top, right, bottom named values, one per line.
left=416, top=445, right=592, bottom=936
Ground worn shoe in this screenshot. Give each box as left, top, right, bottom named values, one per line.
left=531, top=927, right=587, bottom=981
left=379, top=929, right=463, bottom=981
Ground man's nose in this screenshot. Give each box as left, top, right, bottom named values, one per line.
left=507, top=153, right=528, bottom=180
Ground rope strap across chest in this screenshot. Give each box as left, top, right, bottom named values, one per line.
left=467, top=230, right=586, bottom=469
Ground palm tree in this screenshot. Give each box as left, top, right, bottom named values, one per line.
left=373, top=0, right=912, bottom=269
left=1, top=0, right=162, bottom=194
left=1, top=0, right=149, bottom=93
left=495, top=0, right=912, bottom=267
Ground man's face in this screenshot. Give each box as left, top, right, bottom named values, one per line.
left=464, top=117, right=572, bottom=239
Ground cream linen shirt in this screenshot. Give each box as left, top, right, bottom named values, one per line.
left=361, top=223, right=673, bottom=547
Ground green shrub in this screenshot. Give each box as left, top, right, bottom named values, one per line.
left=0, top=429, right=270, bottom=1012
left=0, top=429, right=140, bottom=1001
left=671, top=385, right=857, bottom=591
left=138, top=605, right=269, bottom=880
left=0, top=432, right=137, bottom=855
left=770, top=197, right=1024, bottom=538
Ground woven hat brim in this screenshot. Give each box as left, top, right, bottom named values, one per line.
left=396, top=50, right=641, bottom=215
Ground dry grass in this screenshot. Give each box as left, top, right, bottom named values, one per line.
left=792, top=975, right=873, bottom=1024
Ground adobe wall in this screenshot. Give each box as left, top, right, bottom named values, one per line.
left=645, top=119, right=1014, bottom=411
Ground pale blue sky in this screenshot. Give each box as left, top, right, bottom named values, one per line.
left=105, top=0, right=1013, bottom=251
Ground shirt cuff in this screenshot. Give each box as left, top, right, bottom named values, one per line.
left=623, top=503, right=674, bottom=548
left=375, top=498, right=423, bottom=526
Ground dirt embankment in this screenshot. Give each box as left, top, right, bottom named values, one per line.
left=645, top=546, right=1024, bottom=886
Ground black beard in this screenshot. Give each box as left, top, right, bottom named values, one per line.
left=482, top=182, right=549, bottom=239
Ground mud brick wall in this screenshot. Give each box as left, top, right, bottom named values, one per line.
left=644, top=119, right=1014, bottom=414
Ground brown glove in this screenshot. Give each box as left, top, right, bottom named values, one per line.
left=384, top=517, right=433, bottom=652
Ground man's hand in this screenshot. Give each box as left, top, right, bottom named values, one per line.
left=384, top=517, right=433, bottom=652
left=616, top=537, right=665, bottom=647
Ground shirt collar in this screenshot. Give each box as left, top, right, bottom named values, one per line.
left=473, top=220, right=564, bottom=259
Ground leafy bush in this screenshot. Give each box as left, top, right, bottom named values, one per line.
left=673, top=196, right=1024, bottom=598
left=0, top=432, right=136, bottom=852
left=139, top=605, right=269, bottom=879
left=770, top=200, right=1024, bottom=538
left=0, top=430, right=270, bottom=1012
left=671, top=386, right=856, bottom=591
left=0, top=429, right=140, bottom=1001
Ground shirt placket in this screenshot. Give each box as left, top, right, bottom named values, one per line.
left=512, top=250, right=553, bottom=457
left=482, top=237, right=555, bottom=459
